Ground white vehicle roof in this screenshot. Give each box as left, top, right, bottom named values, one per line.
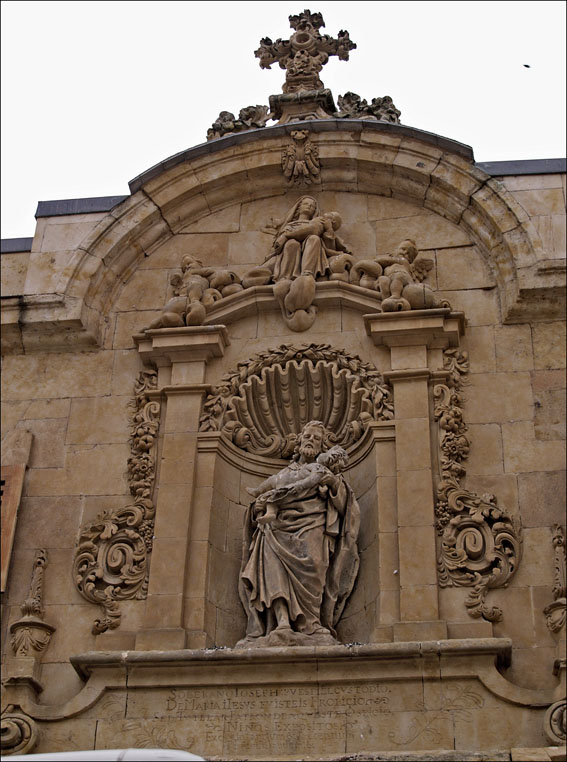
left=1, top=749, right=204, bottom=761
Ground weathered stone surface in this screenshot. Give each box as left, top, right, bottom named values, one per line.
left=0, top=16, right=564, bottom=759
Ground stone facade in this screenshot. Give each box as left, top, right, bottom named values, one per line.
left=1, top=11, right=566, bottom=761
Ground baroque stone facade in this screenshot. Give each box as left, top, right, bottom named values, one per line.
left=1, top=9, right=566, bottom=761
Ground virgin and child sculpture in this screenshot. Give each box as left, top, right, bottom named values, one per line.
left=243, top=196, right=354, bottom=332
left=237, top=421, right=360, bottom=648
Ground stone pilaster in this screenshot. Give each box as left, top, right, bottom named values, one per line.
left=133, top=326, right=229, bottom=649
left=365, top=309, right=464, bottom=641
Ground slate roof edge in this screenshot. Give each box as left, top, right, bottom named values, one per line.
left=34, top=195, right=129, bottom=219
left=1, top=237, right=34, bottom=253
left=475, top=158, right=566, bottom=176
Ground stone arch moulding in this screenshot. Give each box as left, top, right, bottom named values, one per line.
left=18, top=120, right=554, bottom=351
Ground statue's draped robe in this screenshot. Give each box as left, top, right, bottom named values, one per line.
left=239, top=461, right=360, bottom=639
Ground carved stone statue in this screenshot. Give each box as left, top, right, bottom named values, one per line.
left=237, top=421, right=360, bottom=649
left=350, top=239, right=448, bottom=311
left=147, top=255, right=242, bottom=328
left=336, top=92, right=401, bottom=124
left=243, top=196, right=353, bottom=331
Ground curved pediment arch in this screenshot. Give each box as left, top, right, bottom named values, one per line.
left=61, top=120, right=545, bottom=346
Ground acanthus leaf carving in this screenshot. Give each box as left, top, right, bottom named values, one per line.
left=543, top=524, right=566, bottom=633
left=434, top=349, right=522, bottom=622
left=9, top=549, right=55, bottom=658
left=199, top=343, right=393, bottom=459
left=72, top=370, right=160, bottom=634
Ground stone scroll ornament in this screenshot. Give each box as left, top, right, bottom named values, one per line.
left=73, top=371, right=160, bottom=634
left=0, top=708, right=38, bottom=756
left=199, top=343, right=394, bottom=458
left=434, top=349, right=522, bottom=621
left=237, top=420, right=361, bottom=648
left=544, top=524, right=566, bottom=633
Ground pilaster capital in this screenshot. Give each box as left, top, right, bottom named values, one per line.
left=133, top=325, right=230, bottom=368
left=364, top=309, right=465, bottom=349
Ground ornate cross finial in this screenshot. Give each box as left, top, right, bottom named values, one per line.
left=255, top=9, right=356, bottom=94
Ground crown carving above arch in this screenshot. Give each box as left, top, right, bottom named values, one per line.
left=199, top=343, right=394, bottom=458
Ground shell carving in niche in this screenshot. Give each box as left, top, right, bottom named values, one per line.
left=199, top=343, right=394, bottom=458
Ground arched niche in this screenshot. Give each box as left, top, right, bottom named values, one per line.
left=193, top=420, right=396, bottom=647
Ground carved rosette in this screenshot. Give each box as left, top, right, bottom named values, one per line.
left=544, top=699, right=567, bottom=745
left=0, top=709, right=38, bottom=756
left=199, top=343, right=393, bottom=457
left=73, top=370, right=160, bottom=634
left=544, top=524, right=566, bottom=632
left=434, top=349, right=522, bottom=622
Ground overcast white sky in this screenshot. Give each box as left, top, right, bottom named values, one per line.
left=1, top=0, right=565, bottom=239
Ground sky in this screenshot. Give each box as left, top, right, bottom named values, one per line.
left=1, top=0, right=565, bottom=239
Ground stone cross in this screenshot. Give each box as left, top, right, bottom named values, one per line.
left=255, top=9, right=356, bottom=94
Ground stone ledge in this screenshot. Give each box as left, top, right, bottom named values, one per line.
left=69, top=638, right=514, bottom=680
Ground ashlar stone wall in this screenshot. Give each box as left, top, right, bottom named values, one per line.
left=1, top=124, right=565, bottom=757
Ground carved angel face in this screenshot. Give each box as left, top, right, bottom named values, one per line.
left=394, top=239, right=418, bottom=263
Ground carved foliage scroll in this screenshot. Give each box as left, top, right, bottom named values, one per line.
left=73, top=370, right=160, bottom=634
left=199, top=343, right=393, bottom=458
left=434, top=350, right=522, bottom=622
left=544, top=524, right=566, bottom=633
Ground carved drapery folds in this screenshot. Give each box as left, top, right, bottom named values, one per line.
left=199, top=343, right=393, bottom=457
left=543, top=524, right=566, bottom=633
left=9, top=549, right=55, bottom=658
left=434, top=349, right=522, bottom=622
left=73, top=370, right=160, bottom=634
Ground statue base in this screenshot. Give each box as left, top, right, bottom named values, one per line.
left=5, top=638, right=558, bottom=759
